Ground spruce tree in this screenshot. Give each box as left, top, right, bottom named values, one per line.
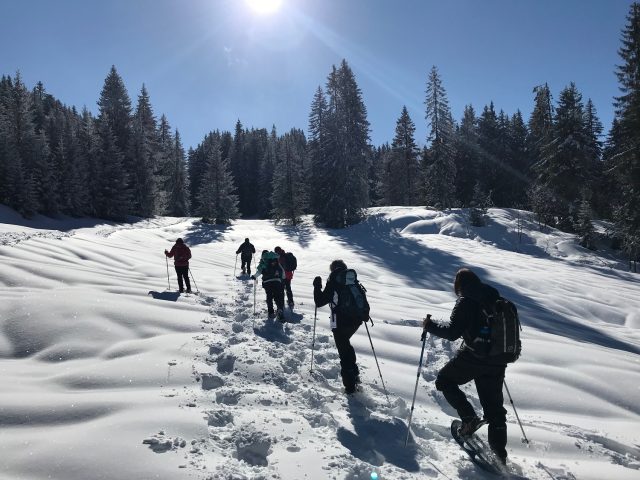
left=130, top=84, right=158, bottom=216
left=308, top=86, right=330, bottom=215
left=95, top=116, right=128, bottom=219
left=197, top=134, right=239, bottom=224
left=453, top=104, right=480, bottom=207
left=535, top=83, right=593, bottom=229
left=385, top=106, right=420, bottom=205
left=167, top=130, right=189, bottom=216
left=257, top=125, right=278, bottom=218
left=271, top=130, right=308, bottom=225
left=611, top=2, right=640, bottom=270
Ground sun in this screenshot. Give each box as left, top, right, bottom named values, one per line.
left=245, top=0, right=283, bottom=15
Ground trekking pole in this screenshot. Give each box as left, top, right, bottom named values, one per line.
left=234, top=254, right=238, bottom=277
left=503, top=380, right=529, bottom=445
left=364, top=317, right=391, bottom=406
left=405, top=314, right=431, bottom=447
left=253, top=279, right=257, bottom=315
left=165, top=256, right=171, bottom=290
left=188, top=268, right=199, bottom=294
left=310, top=306, right=318, bottom=373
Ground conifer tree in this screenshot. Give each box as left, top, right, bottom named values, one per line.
left=167, top=130, right=189, bottom=216
left=271, top=130, right=308, bottom=225
left=95, top=116, right=128, bottom=219
left=130, top=84, right=158, bottom=216
left=308, top=86, right=330, bottom=214
left=384, top=106, right=420, bottom=205
left=197, top=134, right=239, bottom=224
left=453, top=104, right=480, bottom=207
left=423, top=66, right=456, bottom=209
left=611, top=2, right=640, bottom=270
left=535, top=83, right=593, bottom=229
left=257, top=125, right=278, bottom=218
left=78, top=107, right=100, bottom=216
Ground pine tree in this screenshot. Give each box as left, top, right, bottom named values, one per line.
left=535, top=83, right=594, bottom=229
left=97, top=66, right=133, bottom=207
left=507, top=110, right=530, bottom=207
left=611, top=2, right=640, bottom=270
left=423, top=66, right=456, bottom=209
left=130, top=84, right=159, bottom=216
left=527, top=83, right=554, bottom=170
left=271, top=130, right=308, bottom=225
left=308, top=86, right=330, bottom=215
left=77, top=107, right=100, bottom=216
left=384, top=106, right=420, bottom=205
left=155, top=114, right=174, bottom=214
left=94, top=116, right=128, bottom=219
left=575, top=194, right=596, bottom=250
left=167, top=130, right=189, bottom=216
left=453, top=104, right=480, bottom=207
left=309, top=61, right=370, bottom=227
left=257, top=125, right=278, bottom=218
left=197, top=134, right=239, bottom=224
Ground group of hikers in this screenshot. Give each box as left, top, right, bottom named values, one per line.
left=164, top=237, right=517, bottom=466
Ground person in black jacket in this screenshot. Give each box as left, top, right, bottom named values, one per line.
left=423, top=268, right=508, bottom=464
left=313, top=259, right=361, bottom=394
left=236, top=238, right=256, bottom=275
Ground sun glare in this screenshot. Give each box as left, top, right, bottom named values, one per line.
left=245, top=0, right=283, bottom=15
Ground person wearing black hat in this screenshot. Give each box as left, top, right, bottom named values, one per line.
left=236, top=238, right=256, bottom=276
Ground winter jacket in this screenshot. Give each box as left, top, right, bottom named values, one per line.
left=236, top=241, right=256, bottom=260
left=166, top=243, right=192, bottom=267
left=313, top=266, right=350, bottom=329
left=277, top=252, right=294, bottom=280
left=254, top=252, right=285, bottom=286
left=425, top=281, right=505, bottom=364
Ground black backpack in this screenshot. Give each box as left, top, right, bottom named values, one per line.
left=475, top=297, right=522, bottom=363
left=261, top=257, right=282, bottom=281
left=333, top=269, right=370, bottom=325
left=284, top=252, right=297, bottom=271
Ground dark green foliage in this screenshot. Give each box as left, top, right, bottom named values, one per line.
left=271, top=129, right=308, bottom=225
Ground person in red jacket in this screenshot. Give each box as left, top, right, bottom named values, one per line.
left=164, top=238, right=192, bottom=293
left=274, top=246, right=295, bottom=309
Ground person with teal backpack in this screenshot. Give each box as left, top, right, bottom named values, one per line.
left=252, top=250, right=286, bottom=321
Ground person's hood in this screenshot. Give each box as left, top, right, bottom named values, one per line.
left=461, top=282, right=500, bottom=305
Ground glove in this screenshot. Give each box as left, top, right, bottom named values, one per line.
left=164, top=250, right=169, bottom=256
left=421, top=314, right=432, bottom=341
left=250, top=275, right=256, bottom=280
left=313, top=276, right=322, bottom=288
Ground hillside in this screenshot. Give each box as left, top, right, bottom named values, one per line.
left=0, top=206, right=638, bottom=480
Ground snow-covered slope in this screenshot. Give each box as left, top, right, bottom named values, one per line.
left=0, top=206, right=638, bottom=480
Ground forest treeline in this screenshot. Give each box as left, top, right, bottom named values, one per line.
left=0, top=3, right=638, bottom=268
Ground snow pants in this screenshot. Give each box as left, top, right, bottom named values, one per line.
left=263, top=281, right=284, bottom=315
left=175, top=266, right=191, bottom=292
left=241, top=255, right=252, bottom=275
left=332, top=321, right=361, bottom=389
left=436, top=353, right=508, bottom=459
left=283, top=278, right=294, bottom=305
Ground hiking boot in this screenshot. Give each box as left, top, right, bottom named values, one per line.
left=458, top=416, right=487, bottom=437
left=179, top=289, right=184, bottom=293
left=288, top=301, right=295, bottom=309
left=186, top=289, right=192, bottom=294
left=241, top=269, right=246, bottom=275
left=345, top=384, right=357, bottom=394
left=268, top=310, right=276, bottom=319
left=276, top=309, right=284, bottom=321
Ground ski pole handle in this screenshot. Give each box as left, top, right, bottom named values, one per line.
left=421, top=314, right=432, bottom=341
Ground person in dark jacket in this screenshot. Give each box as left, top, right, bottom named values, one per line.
left=252, top=250, right=286, bottom=321
left=274, top=246, right=295, bottom=308
left=313, top=259, right=362, bottom=394
left=165, top=238, right=192, bottom=293
left=423, top=267, right=508, bottom=464
left=236, top=238, right=256, bottom=275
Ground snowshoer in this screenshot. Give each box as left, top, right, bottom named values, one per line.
left=236, top=238, right=256, bottom=275
left=252, top=250, right=286, bottom=321
left=313, top=260, right=364, bottom=394
left=164, top=238, right=192, bottom=293
left=423, top=268, right=508, bottom=464
left=274, top=246, right=295, bottom=308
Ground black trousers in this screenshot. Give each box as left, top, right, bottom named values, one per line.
left=175, top=266, right=191, bottom=292
left=332, top=321, right=361, bottom=388
left=283, top=278, right=294, bottom=304
left=263, top=281, right=284, bottom=314
left=241, top=256, right=252, bottom=274
left=436, top=353, right=508, bottom=458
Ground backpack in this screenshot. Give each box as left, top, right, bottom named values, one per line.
left=284, top=252, right=297, bottom=271
left=333, top=269, right=370, bottom=325
left=475, top=297, right=522, bottom=363
left=261, top=257, right=282, bottom=282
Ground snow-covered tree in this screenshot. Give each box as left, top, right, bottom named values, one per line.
left=271, top=130, right=308, bottom=225
left=130, top=84, right=158, bottom=216
left=382, top=106, right=420, bottom=205
left=167, top=130, right=189, bottom=216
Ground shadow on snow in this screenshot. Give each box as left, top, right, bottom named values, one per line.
left=148, top=291, right=180, bottom=302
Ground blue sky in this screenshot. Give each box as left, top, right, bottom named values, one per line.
left=0, top=0, right=633, bottom=149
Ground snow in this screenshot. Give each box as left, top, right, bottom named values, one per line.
left=0, top=205, right=639, bottom=479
